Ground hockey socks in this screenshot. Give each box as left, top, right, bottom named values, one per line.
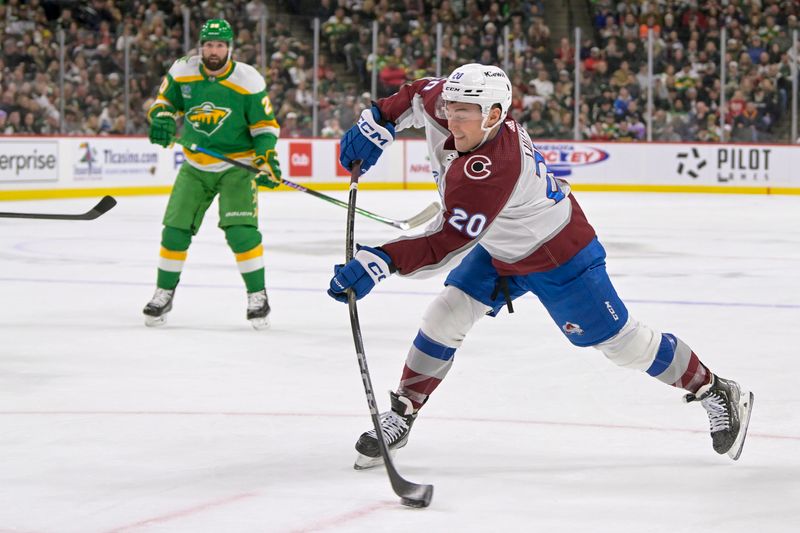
left=234, top=244, right=265, bottom=292
left=225, top=226, right=265, bottom=293
left=646, top=333, right=712, bottom=393
left=398, top=330, right=456, bottom=410
left=156, top=226, right=192, bottom=290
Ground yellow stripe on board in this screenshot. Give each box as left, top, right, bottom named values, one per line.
left=0, top=186, right=173, bottom=201
left=235, top=244, right=264, bottom=262
left=2, top=183, right=799, bottom=202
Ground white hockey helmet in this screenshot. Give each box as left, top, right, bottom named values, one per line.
left=441, top=63, right=513, bottom=126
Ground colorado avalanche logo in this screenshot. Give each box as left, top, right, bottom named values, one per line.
left=562, top=322, right=584, bottom=335
left=464, top=155, right=492, bottom=180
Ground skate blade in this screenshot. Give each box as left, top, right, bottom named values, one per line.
left=249, top=316, right=270, bottom=330
left=144, top=315, right=168, bottom=327
left=353, top=449, right=397, bottom=470
left=728, top=391, right=754, bottom=460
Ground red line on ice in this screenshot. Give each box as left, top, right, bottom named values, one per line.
left=101, top=492, right=257, bottom=532
left=287, top=501, right=395, bottom=532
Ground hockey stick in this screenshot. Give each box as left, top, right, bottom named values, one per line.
left=345, top=161, right=434, bottom=509
left=177, top=140, right=440, bottom=230
left=0, top=195, right=117, bottom=220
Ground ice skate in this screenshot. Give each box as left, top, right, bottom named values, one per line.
left=247, top=289, right=271, bottom=330
left=143, top=288, right=175, bottom=327
left=685, top=375, right=754, bottom=460
left=354, top=391, right=417, bottom=470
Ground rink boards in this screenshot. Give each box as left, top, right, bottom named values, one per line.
left=1, top=135, right=799, bottom=200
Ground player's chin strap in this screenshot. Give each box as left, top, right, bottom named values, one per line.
left=471, top=113, right=505, bottom=152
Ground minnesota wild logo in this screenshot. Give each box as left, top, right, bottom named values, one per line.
left=186, top=102, right=232, bottom=136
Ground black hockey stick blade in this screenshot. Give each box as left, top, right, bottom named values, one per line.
left=0, top=195, right=117, bottom=220
left=391, top=462, right=434, bottom=508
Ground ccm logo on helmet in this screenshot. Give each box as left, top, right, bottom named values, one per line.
left=464, top=155, right=492, bottom=180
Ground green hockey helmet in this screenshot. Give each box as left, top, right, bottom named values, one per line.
left=200, top=19, right=234, bottom=45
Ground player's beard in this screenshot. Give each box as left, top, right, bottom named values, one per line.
left=202, top=54, right=227, bottom=72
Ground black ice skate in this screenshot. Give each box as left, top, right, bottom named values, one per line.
left=685, top=375, right=754, bottom=460
left=247, top=289, right=270, bottom=330
left=143, top=288, right=175, bottom=327
left=354, top=391, right=417, bottom=470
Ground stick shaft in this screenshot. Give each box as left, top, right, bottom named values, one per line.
left=179, top=141, right=437, bottom=229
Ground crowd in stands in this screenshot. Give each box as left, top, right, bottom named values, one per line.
left=1, top=0, right=798, bottom=143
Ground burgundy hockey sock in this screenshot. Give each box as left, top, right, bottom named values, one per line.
left=673, top=351, right=712, bottom=393
left=646, top=333, right=712, bottom=394
left=397, top=329, right=456, bottom=410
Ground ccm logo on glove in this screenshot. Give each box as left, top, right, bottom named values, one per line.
left=358, top=110, right=393, bottom=147
left=327, top=245, right=394, bottom=302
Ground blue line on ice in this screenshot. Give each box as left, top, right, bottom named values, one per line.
left=0, top=277, right=797, bottom=310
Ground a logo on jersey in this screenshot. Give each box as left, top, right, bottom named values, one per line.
left=464, top=155, right=492, bottom=180
left=186, top=102, right=232, bottom=136
left=181, top=85, right=192, bottom=99
left=562, top=322, right=584, bottom=336
left=676, top=147, right=707, bottom=179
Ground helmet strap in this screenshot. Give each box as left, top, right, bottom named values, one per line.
left=471, top=108, right=502, bottom=152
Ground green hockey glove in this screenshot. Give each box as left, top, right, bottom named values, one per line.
left=254, top=150, right=282, bottom=189
left=148, top=110, right=176, bottom=148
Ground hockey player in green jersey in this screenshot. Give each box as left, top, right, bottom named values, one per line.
left=143, top=19, right=281, bottom=329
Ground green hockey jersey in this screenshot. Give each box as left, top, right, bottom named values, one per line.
left=149, top=56, right=280, bottom=172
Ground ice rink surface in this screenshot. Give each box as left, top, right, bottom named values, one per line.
left=0, top=189, right=798, bottom=532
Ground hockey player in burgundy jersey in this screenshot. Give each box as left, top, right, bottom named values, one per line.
left=329, top=64, right=753, bottom=469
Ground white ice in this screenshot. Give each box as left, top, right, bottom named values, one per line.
left=0, top=190, right=798, bottom=533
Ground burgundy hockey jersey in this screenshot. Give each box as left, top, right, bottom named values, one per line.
left=377, top=78, right=596, bottom=277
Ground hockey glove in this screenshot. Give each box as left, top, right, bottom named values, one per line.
left=148, top=110, right=177, bottom=148
left=339, top=104, right=395, bottom=176
left=254, top=150, right=282, bottom=189
left=327, top=245, right=394, bottom=303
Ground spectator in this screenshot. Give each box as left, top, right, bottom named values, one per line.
left=321, top=116, right=344, bottom=138
left=379, top=59, right=407, bottom=96
left=530, top=69, right=554, bottom=101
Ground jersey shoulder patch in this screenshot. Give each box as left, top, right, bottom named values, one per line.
left=223, top=62, right=267, bottom=95
left=168, top=55, right=202, bottom=81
